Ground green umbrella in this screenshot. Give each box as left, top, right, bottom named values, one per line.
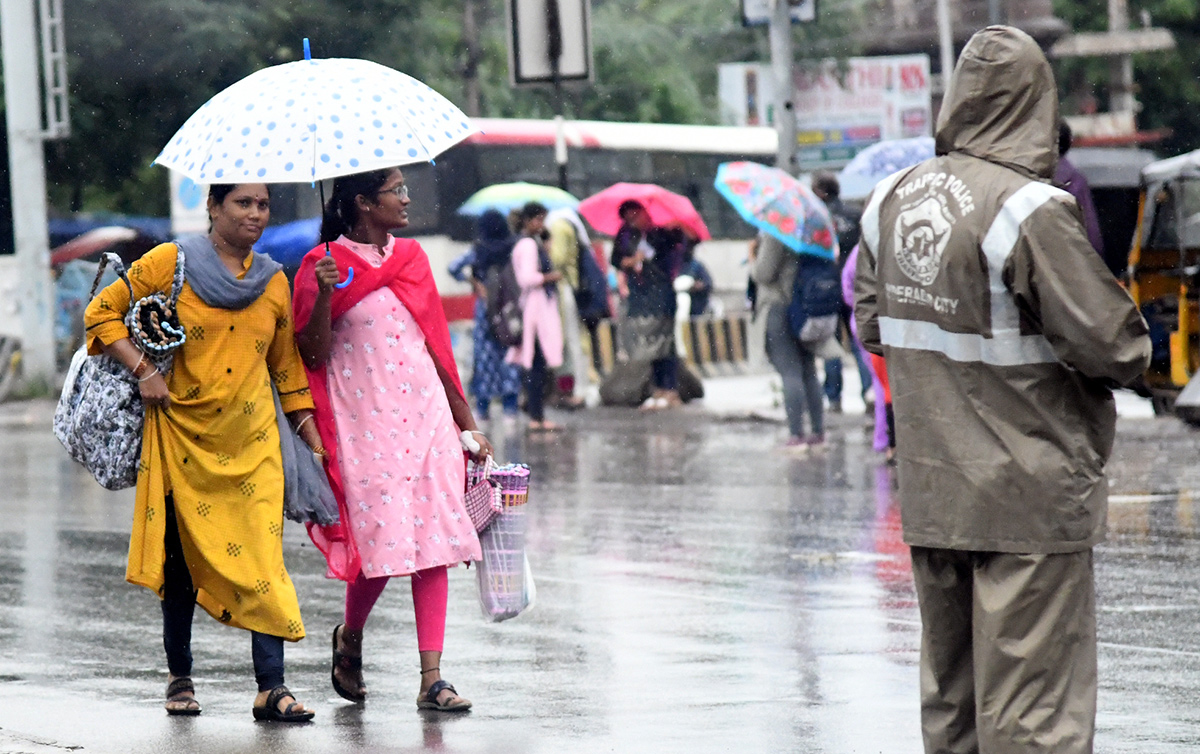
left=457, top=182, right=580, bottom=216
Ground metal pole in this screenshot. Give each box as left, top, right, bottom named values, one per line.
left=546, top=0, right=568, bottom=189
left=1108, top=0, right=1136, bottom=114
left=1, top=0, right=58, bottom=386
left=987, top=0, right=1002, bottom=25
left=936, top=0, right=956, bottom=94
left=769, top=0, right=796, bottom=174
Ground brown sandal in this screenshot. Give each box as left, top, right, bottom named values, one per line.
left=331, top=624, right=366, bottom=703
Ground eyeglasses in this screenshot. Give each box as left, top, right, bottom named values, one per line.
left=377, top=184, right=409, bottom=200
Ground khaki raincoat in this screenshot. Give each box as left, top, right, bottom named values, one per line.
left=854, top=26, right=1151, bottom=554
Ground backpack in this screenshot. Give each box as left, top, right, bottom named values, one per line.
left=787, top=255, right=841, bottom=345
left=484, top=256, right=524, bottom=348
left=574, top=241, right=610, bottom=323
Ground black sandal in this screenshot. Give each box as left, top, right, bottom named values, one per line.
left=331, top=624, right=366, bottom=703
left=165, top=676, right=201, bottom=716
left=252, top=685, right=314, bottom=723
left=416, top=674, right=472, bottom=712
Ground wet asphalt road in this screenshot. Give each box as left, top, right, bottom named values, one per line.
left=2, top=401, right=1200, bottom=752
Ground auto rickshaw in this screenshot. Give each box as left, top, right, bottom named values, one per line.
left=1128, top=149, right=1200, bottom=420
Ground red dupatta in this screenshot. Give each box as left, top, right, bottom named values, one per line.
left=293, top=239, right=464, bottom=581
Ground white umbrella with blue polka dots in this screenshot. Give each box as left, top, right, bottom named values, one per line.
left=153, top=54, right=476, bottom=184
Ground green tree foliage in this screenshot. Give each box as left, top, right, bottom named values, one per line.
left=1053, top=0, right=1200, bottom=156
left=48, top=0, right=857, bottom=215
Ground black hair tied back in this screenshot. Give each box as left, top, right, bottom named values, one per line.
left=320, top=168, right=395, bottom=243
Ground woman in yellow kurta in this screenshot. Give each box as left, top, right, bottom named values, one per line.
left=84, top=183, right=332, bottom=722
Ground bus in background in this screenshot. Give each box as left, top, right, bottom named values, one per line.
left=401, top=118, right=777, bottom=313
left=170, top=118, right=779, bottom=325
left=249, top=119, right=776, bottom=304
left=401, top=118, right=775, bottom=240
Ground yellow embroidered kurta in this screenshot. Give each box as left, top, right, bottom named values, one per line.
left=84, top=243, right=314, bottom=640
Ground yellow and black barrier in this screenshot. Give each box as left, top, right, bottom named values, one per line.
left=590, top=315, right=751, bottom=377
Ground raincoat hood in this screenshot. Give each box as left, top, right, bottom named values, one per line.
left=935, top=26, right=1059, bottom=180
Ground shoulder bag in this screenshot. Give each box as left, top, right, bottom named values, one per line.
left=54, top=250, right=187, bottom=490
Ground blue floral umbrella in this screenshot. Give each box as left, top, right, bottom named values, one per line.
left=714, top=162, right=836, bottom=260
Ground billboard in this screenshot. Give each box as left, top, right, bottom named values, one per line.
left=718, top=55, right=932, bottom=168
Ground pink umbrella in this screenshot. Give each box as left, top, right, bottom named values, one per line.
left=578, top=183, right=711, bottom=240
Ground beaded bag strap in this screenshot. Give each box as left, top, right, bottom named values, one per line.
left=168, top=246, right=186, bottom=304
left=88, top=252, right=134, bottom=303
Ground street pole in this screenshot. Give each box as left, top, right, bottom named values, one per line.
left=769, top=0, right=796, bottom=174
left=987, top=0, right=1002, bottom=25
left=936, top=0, right=956, bottom=94
left=546, top=0, right=569, bottom=190
left=1, top=0, right=58, bottom=387
left=1108, top=0, right=1136, bottom=114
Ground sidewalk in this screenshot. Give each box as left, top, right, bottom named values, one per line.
left=697, top=368, right=1157, bottom=421
left=1, top=369, right=1158, bottom=433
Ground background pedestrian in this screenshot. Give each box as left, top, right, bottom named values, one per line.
left=507, top=202, right=565, bottom=431
left=750, top=232, right=824, bottom=451
left=611, top=200, right=682, bottom=410
left=448, top=210, right=522, bottom=425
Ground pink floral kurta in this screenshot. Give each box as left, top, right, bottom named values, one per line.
left=326, top=237, right=482, bottom=577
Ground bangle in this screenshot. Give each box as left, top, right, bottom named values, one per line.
left=311, top=446, right=327, bottom=457
left=132, top=352, right=148, bottom=378
left=295, top=414, right=315, bottom=434
left=138, top=367, right=160, bottom=383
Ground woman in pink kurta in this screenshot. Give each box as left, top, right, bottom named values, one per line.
left=506, top=202, right=564, bottom=430
left=294, top=167, right=492, bottom=713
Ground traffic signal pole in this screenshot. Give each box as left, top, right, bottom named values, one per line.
left=769, top=0, right=797, bottom=175
left=1, top=0, right=59, bottom=387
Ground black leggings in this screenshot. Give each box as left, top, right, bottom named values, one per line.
left=162, top=496, right=285, bottom=692
left=523, top=343, right=548, bottom=422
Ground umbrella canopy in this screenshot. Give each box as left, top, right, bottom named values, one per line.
left=257, top=217, right=322, bottom=268
left=714, top=162, right=836, bottom=260
left=457, top=182, right=580, bottom=216
left=155, top=57, right=476, bottom=184
left=578, top=183, right=710, bottom=240
left=837, top=137, right=935, bottom=201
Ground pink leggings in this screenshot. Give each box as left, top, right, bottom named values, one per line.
left=344, top=566, right=448, bottom=652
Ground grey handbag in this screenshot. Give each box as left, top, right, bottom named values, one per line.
left=54, top=251, right=186, bottom=490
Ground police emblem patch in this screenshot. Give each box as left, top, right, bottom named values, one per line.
left=893, top=196, right=954, bottom=287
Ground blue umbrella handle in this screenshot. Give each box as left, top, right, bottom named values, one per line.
left=325, top=246, right=354, bottom=289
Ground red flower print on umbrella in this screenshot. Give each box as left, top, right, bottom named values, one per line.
left=713, top=161, right=837, bottom=260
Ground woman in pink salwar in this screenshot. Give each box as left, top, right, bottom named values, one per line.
left=507, top=202, right=565, bottom=431
left=293, top=167, right=492, bottom=713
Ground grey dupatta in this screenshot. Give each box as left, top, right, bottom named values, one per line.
left=176, top=234, right=337, bottom=525
left=176, top=234, right=282, bottom=310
